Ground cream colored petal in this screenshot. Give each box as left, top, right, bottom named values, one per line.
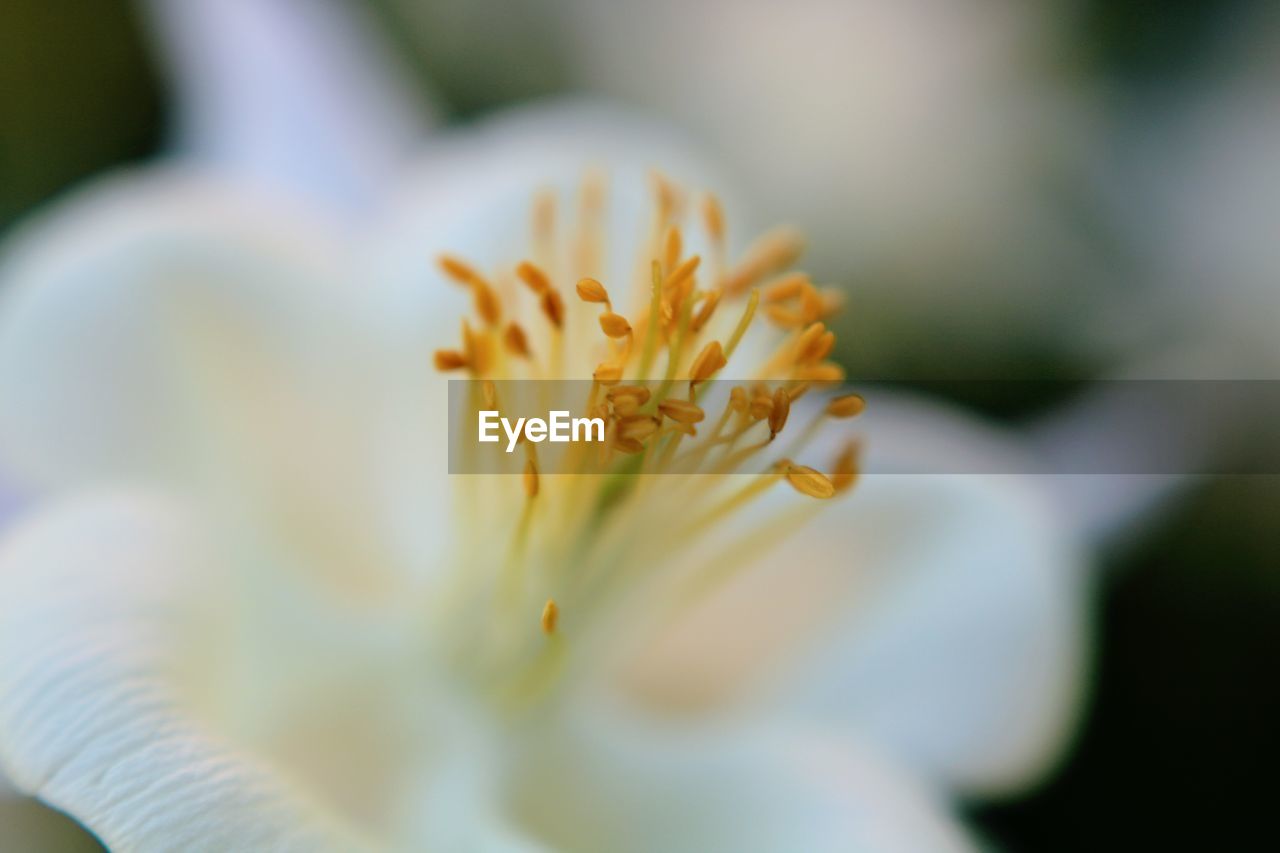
left=508, top=708, right=973, bottom=852
left=0, top=492, right=372, bottom=851
left=0, top=171, right=432, bottom=595
left=615, top=394, right=1088, bottom=797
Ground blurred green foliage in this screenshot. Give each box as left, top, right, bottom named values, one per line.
left=0, top=0, right=162, bottom=231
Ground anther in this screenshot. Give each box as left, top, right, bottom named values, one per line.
left=576, top=277, right=610, bottom=304
left=599, top=312, right=632, bottom=338
left=826, top=394, right=866, bottom=418
left=504, top=323, right=532, bottom=359
left=768, top=387, right=791, bottom=438
left=690, top=340, right=727, bottom=385
left=434, top=349, right=468, bottom=371
left=785, top=465, right=836, bottom=499
left=659, top=398, right=706, bottom=424
left=541, top=599, right=559, bottom=634
left=517, top=261, right=552, bottom=295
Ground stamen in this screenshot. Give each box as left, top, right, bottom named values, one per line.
left=540, top=289, right=565, bottom=329
left=724, top=227, right=805, bottom=295
left=785, top=464, right=836, bottom=499
left=517, top=261, right=552, bottom=295
left=831, top=440, right=861, bottom=495
left=541, top=599, right=559, bottom=634
left=434, top=349, right=468, bottom=371
left=690, top=340, right=727, bottom=385
left=504, top=323, right=532, bottom=359
left=827, top=393, right=866, bottom=418
left=430, top=174, right=868, bottom=700
left=576, top=277, right=610, bottom=305
left=599, top=312, right=632, bottom=339
left=658, top=398, right=706, bottom=424
left=768, top=387, right=791, bottom=438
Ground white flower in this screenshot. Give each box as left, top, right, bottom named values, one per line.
left=0, top=2, right=1087, bottom=849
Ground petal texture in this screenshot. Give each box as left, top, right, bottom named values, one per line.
left=0, top=492, right=370, bottom=851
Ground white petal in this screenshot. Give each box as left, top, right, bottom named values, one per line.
left=617, top=394, right=1088, bottom=796
left=508, top=708, right=973, bottom=853
left=0, top=172, right=433, bottom=595
left=142, top=0, right=433, bottom=214
left=0, top=169, right=346, bottom=489
left=0, top=492, right=371, bottom=850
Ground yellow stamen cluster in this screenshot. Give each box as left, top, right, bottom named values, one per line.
left=430, top=172, right=864, bottom=674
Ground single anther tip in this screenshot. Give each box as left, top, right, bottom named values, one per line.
left=541, top=599, right=559, bottom=634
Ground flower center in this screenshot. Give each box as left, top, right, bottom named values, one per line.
left=428, top=172, right=864, bottom=708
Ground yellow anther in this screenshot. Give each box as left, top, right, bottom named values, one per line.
left=724, top=227, right=805, bottom=295
left=524, top=458, right=540, bottom=499
left=794, top=323, right=827, bottom=364
left=576, top=277, right=610, bottom=304
left=541, top=599, right=559, bottom=634
left=799, top=284, right=826, bottom=323
left=831, top=440, right=861, bottom=495
left=785, top=465, right=836, bottom=499
left=764, top=304, right=805, bottom=329
left=517, top=261, right=552, bottom=295
left=797, top=362, right=845, bottom=382
left=808, top=331, right=836, bottom=364
left=690, top=289, right=721, bottom=333
left=614, top=436, right=645, bottom=455
left=617, top=415, right=661, bottom=442
left=540, top=289, right=565, bottom=329
left=612, top=395, right=642, bottom=417
left=593, top=363, right=623, bottom=385
left=690, top=340, right=727, bottom=384
left=473, top=281, right=501, bottom=326
left=666, top=255, right=701, bottom=293
left=748, top=393, right=774, bottom=421
left=663, top=225, right=683, bottom=274
left=826, top=394, right=866, bottom=418
left=763, top=272, right=810, bottom=303
left=434, top=349, right=468, bottom=371
left=599, top=312, right=632, bottom=339
left=703, top=194, right=725, bottom=242
left=659, top=398, right=706, bottom=425
left=608, top=385, right=652, bottom=405
left=504, top=323, right=532, bottom=359
left=768, top=387, right=791, bottom=438
left=729, top=386, right=749, bottom=413
left=439, top=254, right=481, bottom=286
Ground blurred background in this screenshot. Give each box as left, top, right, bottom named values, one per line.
left=1, top=0, right=1276, bottom=849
